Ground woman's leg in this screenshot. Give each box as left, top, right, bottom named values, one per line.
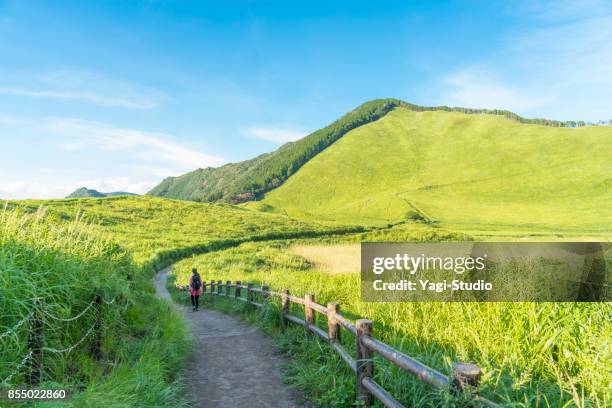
left=195, top=295, right=199, bottom=309
left=190, top=295, right=196, bottom=308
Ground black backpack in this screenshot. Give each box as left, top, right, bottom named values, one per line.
left=192, top=274, right=202, bottom=291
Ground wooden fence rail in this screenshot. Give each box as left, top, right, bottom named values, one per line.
left=199, top=280, right=499, bottom=408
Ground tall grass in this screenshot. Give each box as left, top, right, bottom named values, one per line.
left=173, top=241, right=612, bottom=407
left=11, top=196, right=360, bottom=272
left=2, top=196, right=358, bottom=406
left=5, top=196, right=609, bottom=406
left=0, top=206, right=190, bottom=406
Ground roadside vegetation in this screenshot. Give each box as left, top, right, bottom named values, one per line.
left=172, top=240, right=612, bottom=407
left=0, top=206, right=190, bottom=406
left=1, top=196, right=359, bottom=405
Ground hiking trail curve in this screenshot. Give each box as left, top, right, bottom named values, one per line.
left=155, top=267, right=304, bottom=408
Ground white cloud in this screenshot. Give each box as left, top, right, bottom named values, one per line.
left=438, top=2, right=612, bottom=121
left=47, top=118, right=227, bottom=170
left=0, top=87, right=158, bottom=109
left=441, top=68, right=553, bottom=112
left=73, top=177, right=157, bottom=195
left=0, top=115, right=23, bottom=125
left=0, top=181, right=70, bottom=200
left=0, top=177, right=157, bottom=200
left=512, top=0, right=610, bottom=22
left=0, top=116, right=224, bottom=200
left=0, top=69, right=166, bottom=109
left=244, top=126, right=307, bottom=143
left=128, top=164, right=185, bottom=179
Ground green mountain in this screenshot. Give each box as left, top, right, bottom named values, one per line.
left=66, top=187, right=138, bottom=199
left=148, top=99, right=409, bottom=202
left=148, top=153, right=270, bottom=202
left=147, top=98, right=581, bottom=204
left=249, top=107, right=611, bottom=234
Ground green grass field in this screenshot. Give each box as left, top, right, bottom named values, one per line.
left=251, top=108, right=611, bottom=237
left=3, top=188, right=610, bottom=406
left=172, top=240, right=612, bottom=408
left=11, top=196, right=359, bottom=270
left=0, top=206, right=190, bottom=407
left=0, top=197, right=360, bottom=406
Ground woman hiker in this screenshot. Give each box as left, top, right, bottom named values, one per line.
left=189, top=268, right=203, bottom=311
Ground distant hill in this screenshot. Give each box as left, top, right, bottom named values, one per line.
left=67, top=187, right=138, bottom=199
left=148, top=153, right=271, bottom=202
left=147, top=98, right=583, bottom=204
left=149, top=99, right=408, bottom=203
left=248, top=108, right=611, bottom=233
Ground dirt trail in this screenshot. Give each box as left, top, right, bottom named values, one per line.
left=155, top=267, right=303, bottom=408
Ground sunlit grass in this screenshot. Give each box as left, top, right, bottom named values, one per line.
left=252, top=108, right=612, bottom=237
left=173, top=241, right=611, bottom=407
left=1, top=196, right=358, bottom=405
left=11, top=196, right=359, bottom=271
left=4, top=195, right=609, bottom=406
left=0, top=206, right=190, bottom=406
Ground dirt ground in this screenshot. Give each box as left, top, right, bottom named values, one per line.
left=155, top=267, right=304, bottom=408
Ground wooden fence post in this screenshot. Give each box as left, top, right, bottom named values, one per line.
left=305, top=294, right=315, bottom=328
left=226, top=280, right=232, bottom=297
left=451, top=362, right=482, bottom=394
left=281, top=289, right=289, bottom=327
left=262, top=285, right=270, bottom=301
left=217, top=280, right=222, bottom=295
left=91, top=295, right=102, bottom=361
left=327, top=302, right=340, bottom=344
left=356, top=319, right=373, bottom=406
left=27, top=298, right=44, bottom=387
left=247, top=283, right=254, bottom=304
left=211, top=280, right=216, bottom=294
left=235, top=281, right=241, bottom=299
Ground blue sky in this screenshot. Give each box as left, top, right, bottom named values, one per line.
left=1, top=0, right=611, bottom=199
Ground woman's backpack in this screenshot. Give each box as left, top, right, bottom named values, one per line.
left=192, top=274, right=202, bottom=291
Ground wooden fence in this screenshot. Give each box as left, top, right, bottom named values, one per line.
left=199, top=280, right=499, bottom=408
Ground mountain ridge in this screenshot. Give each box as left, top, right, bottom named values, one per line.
left=67, top=187, right=139, bottom=199
left=250, top=107, right=611, bottom=232
left=147, top=98, right=594, bottom=204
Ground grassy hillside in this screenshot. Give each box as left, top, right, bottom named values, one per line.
left=148, top=99, right=405, bottom=203
left=148, top=98, right=581, bottom=205
left=148, top=153, right=270, bottom=202
left=11, top=196, right=359, bottom=270
left=252, top=108, right=612, bottom=235
left=67, top=187, right=106, bottom=198
left=67, top=187, right=138, bottom=198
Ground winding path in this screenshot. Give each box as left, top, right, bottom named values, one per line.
left=155, top=267, right=303, bottom=408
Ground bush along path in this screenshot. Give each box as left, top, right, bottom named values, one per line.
left=155, top=267, right=304, bottom=408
